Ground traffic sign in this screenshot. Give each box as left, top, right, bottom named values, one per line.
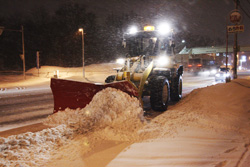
left=227, top=25, right=244, bottom=33
left=229, top=10, right=242, bottom=24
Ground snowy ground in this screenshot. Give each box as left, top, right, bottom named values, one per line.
left=0, top=63, right=121, bottom=131
left=0, top=64, right=250, bottom=167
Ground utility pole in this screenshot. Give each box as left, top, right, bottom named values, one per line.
left=226, top=27, right=228, bottom=74
left=0, top=26, right=26, bottom=79
left=233, top=0, right=240, bottom=79
left=78, top=28, right=85, bottom=79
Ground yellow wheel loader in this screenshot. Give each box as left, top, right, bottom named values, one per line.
left=51, top=25, right=183, bottom=112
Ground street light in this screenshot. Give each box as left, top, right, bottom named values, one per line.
left=78, top=28, right=85, bottom=79
left=0, top=26, right=26, bottom=79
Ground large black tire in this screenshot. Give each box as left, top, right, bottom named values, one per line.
left=170, top=75, right=183, bottom=102
left=105, top=75, right=116, bottom=83
left=150, top=76, right=170, bottom=112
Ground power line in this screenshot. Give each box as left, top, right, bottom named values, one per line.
left=240, top=0, right=250, bottom=14
left=239, top=4, right=250, bottom=20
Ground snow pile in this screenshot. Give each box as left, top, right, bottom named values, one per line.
left=0, top=125, right=73, bottom=167
left=141, top=79, right=250, bottom=140
left=176, top=79, right=250, bottom=126
left=44, top=87, right=145, bottom=141
left=0, top=87, right=144, bottom=167
left=106, top=79, right=250, bottom=167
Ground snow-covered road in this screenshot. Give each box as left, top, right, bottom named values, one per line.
left=0, top=86, right=53, bottom=131
left=0, top=73, right=215, bottom=131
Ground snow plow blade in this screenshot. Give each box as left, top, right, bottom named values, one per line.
left=50, top=78, right=138, bottom=113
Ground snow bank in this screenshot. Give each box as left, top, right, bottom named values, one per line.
left=0, top=125, right=73, bottom=167
left=141, top=79, right=250, bottom=140
left=0, top=87, right=144, bottom=167
left=106, top=79, right=250, bottom=167
left=176, top=79, right=250, bottom=124
left=26, top=63, right=120, bottom=74
left=26, top=63, right=121, bottom=79
left=0, top=63, right=120, bottom=88
left=44, top=87, right=145, bottom=141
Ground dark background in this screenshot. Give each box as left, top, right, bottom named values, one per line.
left=0, top=0, right=249, bottom=70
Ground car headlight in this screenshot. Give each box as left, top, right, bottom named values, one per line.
left=215, top=73, right=220, bottom=77
left=203, top=71, right=210, bottom=75
left=116, top=58, right=125, bottom=64
left=155, top=56, right=170, bottom=67
left=210, top=69, right=217, bottom=74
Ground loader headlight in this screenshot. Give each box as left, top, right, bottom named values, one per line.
left=155, top=56, right=170, bottom=67
left=128, top=26, right=138, bottom=34
left=158, top=23, right=171, bottom=35
left=116, top=58, right=125, bottom=64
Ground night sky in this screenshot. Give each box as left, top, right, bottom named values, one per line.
left=0, top=0, right=249, bottom=45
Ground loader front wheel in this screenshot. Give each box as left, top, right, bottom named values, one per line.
left=150, top=76, right=170, bottom=112
left=105, top=75, right=116, bottom=83
left=170, top=75, right=182, bottom=102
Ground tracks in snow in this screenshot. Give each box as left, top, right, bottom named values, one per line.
left=0, top=92, right=53, bottom=130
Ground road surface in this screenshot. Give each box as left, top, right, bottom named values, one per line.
left=0, top=72, right=249, bottom=132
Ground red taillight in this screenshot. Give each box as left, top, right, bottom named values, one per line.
left=197, top=64, right=202, bottom=67
left=188, top=64, right=192, bottom=67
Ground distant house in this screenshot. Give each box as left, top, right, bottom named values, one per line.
left=177, top=45, right=250, bottom=69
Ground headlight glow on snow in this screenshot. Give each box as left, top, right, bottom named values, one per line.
left=155, top=56, right=169, bottom=66
left=116, top=58, right=125, bottom=64
left=85, top=110, right=90, bottom=116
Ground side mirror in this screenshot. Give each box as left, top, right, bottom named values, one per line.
left=177, top=66, right=184, bottom=76
left=122, top=40, right=126, bottom=48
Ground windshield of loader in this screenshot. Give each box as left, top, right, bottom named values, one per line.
left=125, top=32, right=170, bottom=57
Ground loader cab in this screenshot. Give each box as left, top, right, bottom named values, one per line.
left=123, top=28, right=174, bottom=58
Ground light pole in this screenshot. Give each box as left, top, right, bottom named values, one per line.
left=78, top=28, right=85, bottom=79
left=233, top=0, right=240, bottom=79
left=0, top=26, right=26, bottom=79
left=21, top=26, right=26, bottom=79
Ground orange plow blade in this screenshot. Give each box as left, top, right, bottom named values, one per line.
left=50, top=78, right=138, bottom=113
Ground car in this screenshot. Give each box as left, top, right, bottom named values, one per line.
left=215, top=65, right=233, bottom=82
